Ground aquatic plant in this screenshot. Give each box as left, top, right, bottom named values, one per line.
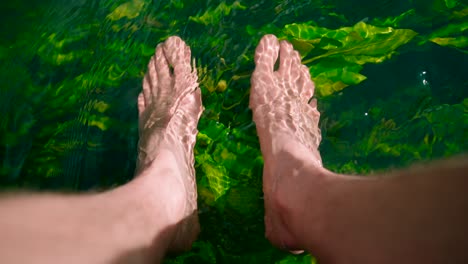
left=0, top=0, right=466, bottom=263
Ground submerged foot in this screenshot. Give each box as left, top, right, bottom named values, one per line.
left=250, top=34, right=321, bottom=160
left=250, top=34, right=323, bottom=250
left=137, top=36, right=203, bottom=252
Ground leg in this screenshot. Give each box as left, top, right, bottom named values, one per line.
left=136, top=35, right=203, bottom=253
left=0, top=170, right=184, bottom=263
left=319, top=154, right=468, bottom=264
left=0, top=36, right=202, bottom=263
left=251, top=34, right=468, bottom=263
left=250, top=34, right=327, bottom=251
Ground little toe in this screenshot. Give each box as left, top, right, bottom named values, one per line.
left=254, top=34, right=280, bottom=74
left=193, top=88, right=204, bottom=121
left=309, top=97, right=318, bottom=109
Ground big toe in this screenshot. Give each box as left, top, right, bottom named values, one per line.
left=250, top=35, right=281, bottom=109
left=254, top=34, right=280, bottom=73
left=155, top=43, right=172, bottom=91
left=163, top=36, right=192, bottom=75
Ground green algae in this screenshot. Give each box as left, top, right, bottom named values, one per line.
left=0, top=0, right=467, bottom=263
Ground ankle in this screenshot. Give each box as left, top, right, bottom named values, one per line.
left=281, top=165, right=334, bottom=250
left=264, top=143, right=325, bottom=247
left=135, top=159, right=187, bottom=226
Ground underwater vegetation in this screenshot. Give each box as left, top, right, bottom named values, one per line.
left=0, top=0, right=467, bottom=263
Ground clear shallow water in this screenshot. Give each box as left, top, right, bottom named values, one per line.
left=0, top=0, right=467, bottom=263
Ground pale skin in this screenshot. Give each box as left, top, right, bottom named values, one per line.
left=251, top=34, right=468, bottom=264
left=0, top=35, right=467, bottom=264
left=0, top=36, right=202, bottom=263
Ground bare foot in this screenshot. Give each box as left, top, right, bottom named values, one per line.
left=136, top=36, right=203, bottom=252
left=250, top=35, right=324, bottom=251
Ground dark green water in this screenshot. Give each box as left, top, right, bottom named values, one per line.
left=0, top=0, right=467, bottom=263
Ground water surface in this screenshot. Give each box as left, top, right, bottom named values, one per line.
left=1, top=0, right=467, bottom=263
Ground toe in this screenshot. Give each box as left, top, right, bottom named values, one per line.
left=290, top=49, right=302, bottom=82
left=278, top=40, right=294, bottom=77
left=183, top=45, right=192, bottom=71
left=254, top=34, right=280, bottom=73
left=154, top=44, right=171, bottom=88
left=309, top=97, right=318, bottom=109
left=163, top=36, right=191, bottom=76
left=251, top=35, right=280, bottom=109
left=143, top=56, right=157, bottom=105
left=193, top=88, right=204, bottom=121
left=138, top=92, right=145, bottom=116
left=297, top=65, right=314, bottom=102
left=278, top=41, right=302, bottom=89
